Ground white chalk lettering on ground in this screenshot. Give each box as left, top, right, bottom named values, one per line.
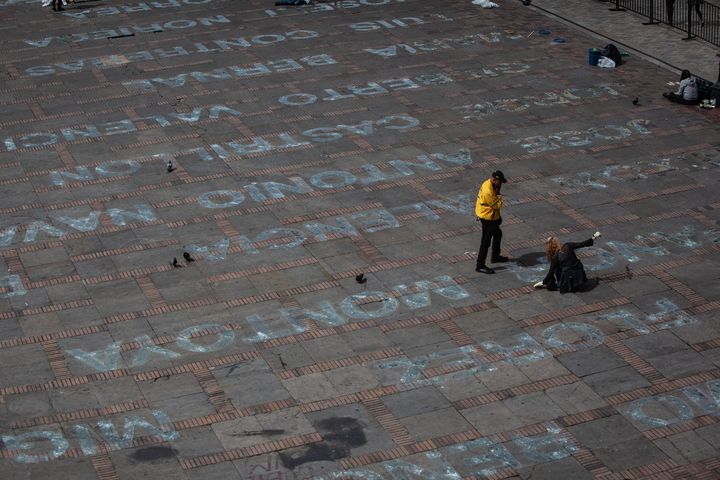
left=61, top=0, right=220, bottom=19
left=195, top=113, right=419, bottom=160
left=348, top=16, right=428, bottom=32
left=63, top=276, right=469, bottom=373
left=23, top=15, right=231, bottom=47
left=627, top=379, right=720, bottom=429
left=40, top=113, right=415, bottom=168
left=636, top=225, right=720, bottom=249
left=377, top=345, right=496, bottom=387
left=1, top=410, right=178, bottom=463
left=49, top=148, right=469, bottom=189
left=0, top=274, right=26, bottom=298
left=265, top=0, right=412, bottom=17
left=278, top=74, right=450, bottom=106
left=48, top=156, right=148, bottom=186
left=121, top=54, right=336, bottom=91
left=0, top=204, right=156, bottom=249
left=316, top=423, right=577, bottom=479
left=552, top=154, right=720, bottom=190
left=184, top=238, right=230, bottom=261
left=454, top=85, right=621, bottom=120
left=24, top=31, right=319, bottom=76
left=0, top=189, right=464, bottom=250
left=196, top=150, right=468, bottom=208
left=513, top=119, right=653, bottom=153
left=4, top=105, right=243, bottom=152
left=276, top=65, right=531, bottom=107
left=0, top=0, right=33, bottom=6
left=194, top=194, right=468, bottom=256
left=377, top=297, right=695, bottom=386
left=363, top=31, right=526, bottom=57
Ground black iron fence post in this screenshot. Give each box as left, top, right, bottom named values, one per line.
left=683, top=0, right=695, bottom=40
left=643, top=0, right=660, bottom=24
left=609, top=0, right=626, bottom=11
left=607, top=0, right=719, bottom=46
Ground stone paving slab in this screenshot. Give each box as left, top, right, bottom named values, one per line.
left=0, top=0, right=719, bottom=479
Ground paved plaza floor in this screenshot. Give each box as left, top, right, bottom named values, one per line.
left=0, top=0, right=720, bottom=479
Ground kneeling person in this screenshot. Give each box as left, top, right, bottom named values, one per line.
left=534, top=232, right=601, bottom=293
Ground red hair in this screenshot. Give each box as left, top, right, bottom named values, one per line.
left=546, top=236, right=561, bottom=262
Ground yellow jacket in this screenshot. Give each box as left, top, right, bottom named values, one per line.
left=475, top=179, right=503, bottom=220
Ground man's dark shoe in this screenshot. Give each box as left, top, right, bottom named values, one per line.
left=475, top=265, right=495, bottom=274
left=491, top=255, right=509, bottom=263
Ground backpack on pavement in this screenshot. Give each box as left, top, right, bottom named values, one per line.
left=600, top=44, right=622, bottom=66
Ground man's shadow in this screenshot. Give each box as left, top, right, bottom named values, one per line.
left=514, top=252, right=545, bottom=267
left=490, top=251, right=545, bottom=272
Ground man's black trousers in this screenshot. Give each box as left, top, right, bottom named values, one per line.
left=476, top=218, right=502, bottom=267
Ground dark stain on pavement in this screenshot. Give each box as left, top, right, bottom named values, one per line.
left=131, top=446, right=177, bottom=462
left=316, top=417, right=366, bottom=448
left=515, top=251, right=546, bottom=266
left=279, top=442, right=347, bottom=469
left=279, top=417, right=367, bottom=469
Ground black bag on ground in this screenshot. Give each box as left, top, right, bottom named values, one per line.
left=697, top=78, right=714, bottom=101
left=601, top=44, right=622, bottom=66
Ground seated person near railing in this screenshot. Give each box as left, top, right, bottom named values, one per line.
left=663, top=70, right=699, bottom=105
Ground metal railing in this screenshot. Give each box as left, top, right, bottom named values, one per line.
left=607, top=0, right=720, bottom=46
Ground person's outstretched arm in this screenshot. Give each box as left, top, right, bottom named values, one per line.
left=565, top=238, right=594, bottom=251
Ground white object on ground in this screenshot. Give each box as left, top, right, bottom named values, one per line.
left=533, top=281, right=544, bottom=289
left=597, top=56, right=616, bottom=68
left=472, top=0, right=499, bottom=8
left=592, top=231, right=602, bottom=240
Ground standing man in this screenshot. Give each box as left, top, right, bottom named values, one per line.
left=475, top=170, right=509, bottom=274
left=666, top=0, right=675, bottom=25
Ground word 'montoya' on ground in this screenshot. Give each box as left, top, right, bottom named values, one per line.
left=49, top=146, right=466, bottom=189
left=49, top=150, right=468, bottom=209
left=64, top=275, right=470, bottom=373
left=3, top=146, right=444, bottom=252
left=64, top=273, right=697, bottom=377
